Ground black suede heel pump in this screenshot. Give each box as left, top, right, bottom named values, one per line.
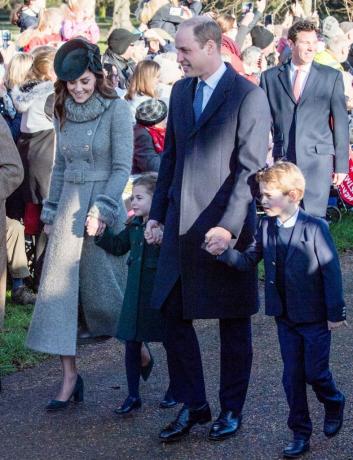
left=46, top=375, right=84, bottom=411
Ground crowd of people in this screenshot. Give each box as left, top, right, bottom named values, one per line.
left=0, top=0, right=353, bottom=457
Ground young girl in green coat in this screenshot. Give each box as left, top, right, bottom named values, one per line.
left=95, top=173, right=175, bottom=414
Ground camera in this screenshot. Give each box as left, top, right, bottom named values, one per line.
left=241, top=2, right=253, bottom=14
left=1, top=30, right=11, bottom=49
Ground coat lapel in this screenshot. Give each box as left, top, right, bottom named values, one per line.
left=278, top=63, right=296, bottom=105
left=182, top=77, right=197, bottom=132
left=267, top=218, right=277, bottom=261
left=188, top=66, right=235, bottom=138
left=285, top=209, right=307, bottom=264
left=298, top=62, right=319, bottom=105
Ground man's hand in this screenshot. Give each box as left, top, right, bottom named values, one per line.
left=145, top=219, right=163, bottom=244
left=204, top=227, right=232, bottom=256
left=85, top=216, right=106, bottom=236
left=332, top=173, right=347, bottom=186
left=256, top=0, right=267, bottom=14
left=327, top=320, right=348, bottom=331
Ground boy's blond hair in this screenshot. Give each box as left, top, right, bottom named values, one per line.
left=256, top=161, right=306, bottom=201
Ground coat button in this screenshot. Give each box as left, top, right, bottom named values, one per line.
left=270, top=281, right=274, bottom=284
left=87, top=129, right=93, bottom=136
left=62, top=146, right=67, bottom=151
left=83, top=145, right=90, bottom=151
left=272, top=261, right=276, bottom=266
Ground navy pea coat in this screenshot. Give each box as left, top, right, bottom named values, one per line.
left=260, top=61, right=349, bottom=217
left=95, top=217, right=165, bottom=342
left=219, top=209, right=346, bottom=323
left=149, top=65, right=272, bottom=319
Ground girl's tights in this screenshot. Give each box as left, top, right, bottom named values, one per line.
left=125, top=341, right=142, bottom=398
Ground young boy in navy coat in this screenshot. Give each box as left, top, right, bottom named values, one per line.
left=206, top=162, right=346, bottom=458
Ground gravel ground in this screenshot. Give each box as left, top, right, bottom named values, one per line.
left=1, top=253, right=352, bottom=460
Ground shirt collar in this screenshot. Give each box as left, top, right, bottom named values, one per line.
left=290, top=60, right=312, bottom=74
left=198, top=62, right=227, bottom=90
left=276, top=208, right=300, bottom=228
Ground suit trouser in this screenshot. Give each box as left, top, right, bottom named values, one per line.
left=163, top=279, right=253, bottom=413
left=6, top=217, right=30, bottom=279
left=276, top=317, right=344, bottom=440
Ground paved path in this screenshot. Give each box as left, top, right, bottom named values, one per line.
left=1, top=253, right=352, bottom=460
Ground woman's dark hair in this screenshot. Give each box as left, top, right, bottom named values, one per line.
left=54, top=70, right=117, bottom=127
left=288, top=20, right=318, bottom=43
left=0, top=51, right=4, bottom=65
left=132, top=172, right=158, bottom=196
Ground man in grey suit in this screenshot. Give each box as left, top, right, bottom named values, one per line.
left=145, top=17, right=271, bottom=442
left=260, top=20, right=349, bottom=217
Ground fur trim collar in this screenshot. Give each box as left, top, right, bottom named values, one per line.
left=12, top=80, right=54, bottom=113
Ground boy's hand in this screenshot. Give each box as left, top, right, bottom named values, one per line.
left=327, top=320, right=349, bottom=331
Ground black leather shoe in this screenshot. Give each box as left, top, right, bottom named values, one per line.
left=46, top=375, right=84, bottom=412
left=114, top=396, right=142, bottom=415
left=208, top=411, right=242, bottom=441
left=283, top=439, right=310, bottom=458
left=324, top=396, right=345, bottom=438
left=159, top=403, right=212, bottom=442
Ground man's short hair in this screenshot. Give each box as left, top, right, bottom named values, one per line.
left=288, top=20, right=318, bottom=43
left=256, top=161, right=306, bottom=200
left=180, top=16, right=222, bottom=50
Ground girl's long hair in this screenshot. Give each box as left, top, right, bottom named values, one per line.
left=54, top=70, right=117, bottom=127
left=125, top=60, right=160, bottom=101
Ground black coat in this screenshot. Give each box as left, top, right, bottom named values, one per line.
left=260, top=61, right=349, bottom=217
left=95, top=217, right=165, bottom=342
left=149, top=65, right=272, bottom=319
left=132, top=124, right=162, bottom=174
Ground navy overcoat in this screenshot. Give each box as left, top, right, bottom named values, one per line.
left=149, top=65, right=272, bottom=319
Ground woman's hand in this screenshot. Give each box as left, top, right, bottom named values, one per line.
left=85, top=216, right=106, bottom=236
left=44, top=224, right=53, bottom=235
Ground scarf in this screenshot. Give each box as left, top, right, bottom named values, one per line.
left=146, top=125, right=166, bottom=153
left=64, top=92, right=111, bottom=123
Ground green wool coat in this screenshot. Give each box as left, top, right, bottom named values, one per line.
left=95, top=217, right=166, bottom=342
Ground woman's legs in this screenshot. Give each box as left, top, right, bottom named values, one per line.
left=54, top=355, right=78, bottom=401
left=126, top=341, right=142, bottom=398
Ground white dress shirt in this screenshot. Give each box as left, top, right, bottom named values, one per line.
left=289, top=61, right=312, bottom=98
left=196, top=62, right=227, bottom=111
left=276, top=207, right=300, bottom=228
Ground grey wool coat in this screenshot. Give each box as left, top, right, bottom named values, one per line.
left=26, top=94, right=133, bottom=356
left=0, top=116, right=24, bottom=328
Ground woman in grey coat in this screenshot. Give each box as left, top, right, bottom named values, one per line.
left=26, top=38, right=134, bottom=410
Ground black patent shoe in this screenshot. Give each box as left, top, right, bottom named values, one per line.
left=114, top=396, right=142, bottom=415
left=159, top=403, right=212, bottom=442
left=46, top=375, right=84, bottom=412
left=208, top=411, right=242, bottom=441
left=324, top=395, right=345, bottom=438
left=283, top=439, right=310, bottom=458
left=160, top=393, right=178, bottom=409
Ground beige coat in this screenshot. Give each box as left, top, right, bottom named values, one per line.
left=0, top=116, right=24, bottom=328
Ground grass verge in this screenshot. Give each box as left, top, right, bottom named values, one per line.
left=0, top=293, right=48, bottom=378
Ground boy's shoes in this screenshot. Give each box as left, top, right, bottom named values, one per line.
left=208, top=411, right=242, bottom=441
left=159, top=402, right=211, bottom=442
left=11, top=286, right=36, bottom=305
left=114, top=396, right=141, bottom=415
left=324, top=396, right=345, bottom=438
left=283, top=439, right=310, bottom=458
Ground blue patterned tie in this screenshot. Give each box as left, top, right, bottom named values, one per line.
left=193, top=80, right=206, bottom=122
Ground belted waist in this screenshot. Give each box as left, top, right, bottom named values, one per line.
left=64, top=170, right=111, bottom=184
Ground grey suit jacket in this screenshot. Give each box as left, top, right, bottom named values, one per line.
left=260, top=61, right=349, bottom=217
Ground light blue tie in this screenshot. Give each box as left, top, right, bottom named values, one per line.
left=193, top=80, right=206, bottom=122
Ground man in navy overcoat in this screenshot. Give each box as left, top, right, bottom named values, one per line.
left=145, top=16, right=271, bottom=442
